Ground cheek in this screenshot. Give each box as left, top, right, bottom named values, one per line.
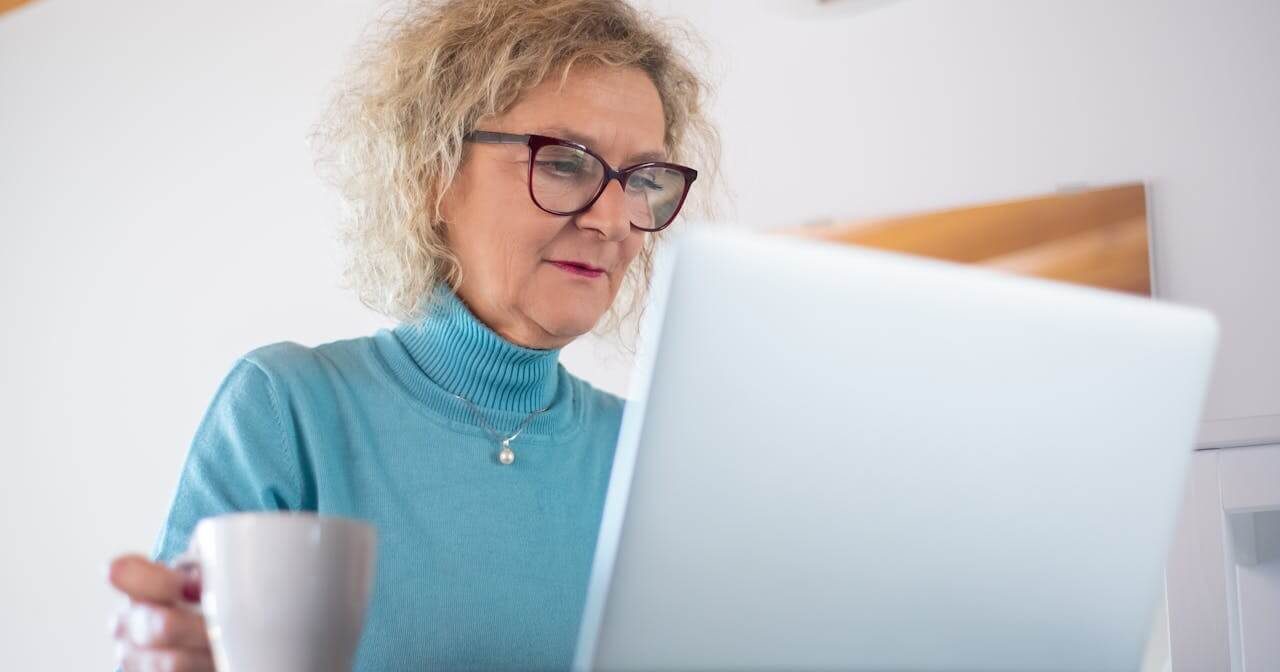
left=623, top=235, right=648, bottom=266
left=614, top=236, right=649, bottom=283
left=455, top=192, right=551, bottom=274
left=449, top=160, right=539, bottom=242
left=492, top=216, right=568, bottom=288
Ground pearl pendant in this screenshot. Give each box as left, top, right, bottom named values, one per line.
left=498, top=441, right=515, bottom=465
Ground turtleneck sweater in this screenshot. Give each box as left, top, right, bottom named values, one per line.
left=153, top=289, right=625, bottom=671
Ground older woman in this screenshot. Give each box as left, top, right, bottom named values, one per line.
left=105, top=0, right=715, bottom=670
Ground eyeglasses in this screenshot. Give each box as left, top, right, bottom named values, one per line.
left=463, top=130, right=698, bottom=232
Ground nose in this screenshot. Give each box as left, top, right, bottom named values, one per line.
left=575, top=178, right=633, bottom=242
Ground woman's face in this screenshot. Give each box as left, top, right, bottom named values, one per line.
left=442, top=65, right=667, bottom=350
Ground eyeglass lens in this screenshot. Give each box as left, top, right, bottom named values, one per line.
left=530, top=143, right=687, bottom=230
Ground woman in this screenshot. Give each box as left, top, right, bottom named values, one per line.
left=106, top=0, right=716, bottom=669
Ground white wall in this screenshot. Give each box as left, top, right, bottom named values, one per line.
left=2, top=0, right=1277, bottom=669
left=1, top=1, right=386, bottom=666
left=636, top=0, right=1280, bottom=444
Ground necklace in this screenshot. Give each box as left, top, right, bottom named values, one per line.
left=453, top=393, right=552, bottom=465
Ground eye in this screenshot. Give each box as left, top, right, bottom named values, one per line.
left=537, top=158, right=583, bottom=175
left=628, top=173, right=665, bottom=192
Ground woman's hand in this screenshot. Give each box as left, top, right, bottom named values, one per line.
left=108, top=554, right=214, bottom=671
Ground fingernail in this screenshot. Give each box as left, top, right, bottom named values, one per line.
left=127, top=606, right=150, bottom=642
left=181, top=576, right=202, bottom=603
left=147, top=607, right=167, bottom=639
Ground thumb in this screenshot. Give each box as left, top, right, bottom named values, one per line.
left=107, top=554, right=196, bottom=605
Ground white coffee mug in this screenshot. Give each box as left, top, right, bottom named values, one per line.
left=176, top=512, right=378, bottom=672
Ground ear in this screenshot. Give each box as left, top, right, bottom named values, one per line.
left=438, top=173, right=460, bottom=222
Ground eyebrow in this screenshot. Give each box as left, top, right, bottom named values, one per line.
left=536, top=126, right=668, bottom=164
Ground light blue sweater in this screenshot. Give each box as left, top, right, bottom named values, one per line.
left=153, top=289, right=625, bottom=671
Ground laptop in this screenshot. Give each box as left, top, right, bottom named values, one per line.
left=573, top=229, right=1218, bottom=671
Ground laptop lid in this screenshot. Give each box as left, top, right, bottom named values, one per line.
left=575, top=230, right=1218, bottom=671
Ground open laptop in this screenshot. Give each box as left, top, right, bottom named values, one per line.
left=573, top=229, right=1218, bottom=671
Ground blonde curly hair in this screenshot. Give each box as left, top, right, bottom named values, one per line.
left=314, top=0, right=719, bottom=333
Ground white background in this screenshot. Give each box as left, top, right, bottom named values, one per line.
left=2, top=0, right=1277, bottom=668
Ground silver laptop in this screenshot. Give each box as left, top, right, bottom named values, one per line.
left=573, top=229, right=1218, bottom=671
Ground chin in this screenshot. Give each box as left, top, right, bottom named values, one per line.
left=539, top=307, right=606, bottom=342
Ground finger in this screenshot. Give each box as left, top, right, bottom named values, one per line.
left=108, top=554, right=187, bottom=604
left=120, top=602, right=210, bottom=651
left=117, top=643, right=216, bottom=672
left=109, top=606, right=130, bottom=640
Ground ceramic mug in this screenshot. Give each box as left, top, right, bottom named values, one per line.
left=176, top=512, right=377, bottom=672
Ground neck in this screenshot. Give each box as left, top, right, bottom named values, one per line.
left=454, top=290, right=572, bottom=351
left=391, top=286, right=563, bottom=413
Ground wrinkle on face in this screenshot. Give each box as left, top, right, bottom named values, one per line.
left=441, top=64, right=666, bottom=350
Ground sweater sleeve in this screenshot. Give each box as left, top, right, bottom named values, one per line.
left=151, top=357, right=304, bottom=563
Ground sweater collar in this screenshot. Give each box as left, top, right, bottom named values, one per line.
left=390, top=286, right=562, bottom=413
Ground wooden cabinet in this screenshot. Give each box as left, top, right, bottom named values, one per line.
left=780, top=183, right=1152, bottom=295
left=0, top=0, right=35, bottom=17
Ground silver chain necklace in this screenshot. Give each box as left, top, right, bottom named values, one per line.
left=453, top=393, right=551, bottom=465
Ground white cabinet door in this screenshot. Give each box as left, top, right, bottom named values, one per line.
left=1167, top=444, right=1280, bottom=672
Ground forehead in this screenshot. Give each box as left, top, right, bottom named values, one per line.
left=494, top=64, right=667, bottom=161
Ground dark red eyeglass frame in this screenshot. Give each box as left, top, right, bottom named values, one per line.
left=463, top=130, right=698, bottom=232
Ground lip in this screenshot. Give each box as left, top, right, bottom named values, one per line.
left=547, top=260, right=606, bottom=278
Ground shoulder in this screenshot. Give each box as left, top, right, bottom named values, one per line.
left=206, top=336, right=388, bottom=423
left=201, top=336, right=388, bottom=455
left=561, top=366, right=627, bottom=430
left=237, top=336, right=380, bottom=391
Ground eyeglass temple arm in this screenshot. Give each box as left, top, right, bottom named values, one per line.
left=465, top=130, right=531, bottom=145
